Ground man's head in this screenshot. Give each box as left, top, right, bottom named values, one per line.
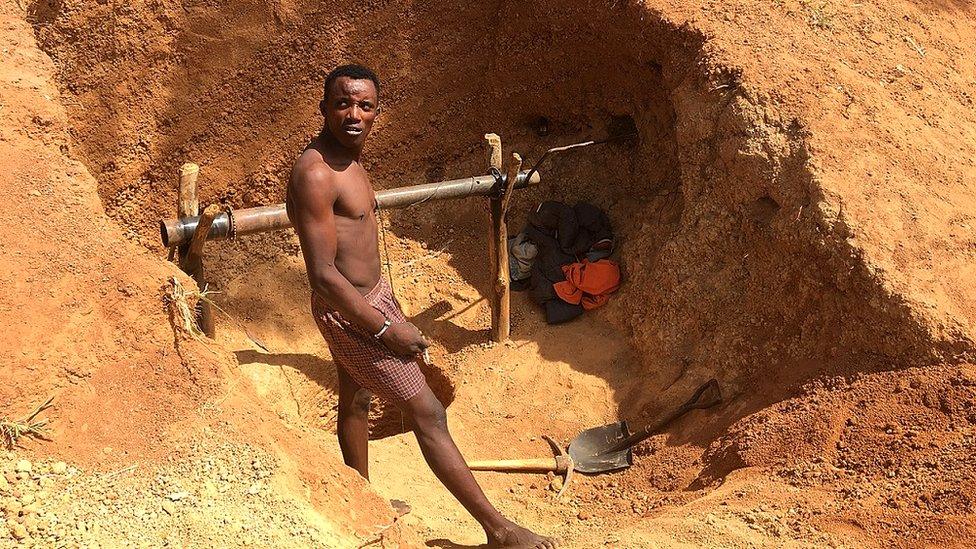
left=320, top=64, right=380, bottom=150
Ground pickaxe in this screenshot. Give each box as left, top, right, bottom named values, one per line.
left=466, top=435, right=575, bottom=499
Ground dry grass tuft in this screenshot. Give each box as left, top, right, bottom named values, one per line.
left=1, top=396, right=54, bottom=449
left=164, top=276, right=218, bottom=341
left=164, top=276, right=271, bottom=351
left=801, top=0, right=835, bottom=30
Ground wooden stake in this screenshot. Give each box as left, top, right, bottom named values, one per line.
left=484, top=134, right=504, bottom=342
left=485, top=133, right=502, bottom=169
left=178, top=163, right=200, bottom=219
left=501, top=153, right=522, bottom=216
left=174, top=163, right=200, bottom=261
left=175, top=162, right=215, bottom=337
left=494, top=153, right=522, bottom=342
left=181, top=203, right=220, bottom=338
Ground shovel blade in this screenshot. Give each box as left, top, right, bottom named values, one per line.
left=568, top=420, right=633, bottom=474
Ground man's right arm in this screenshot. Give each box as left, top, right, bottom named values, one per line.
left=287, top=165, right=428, bottom=356
left=287, top=165, right=389, bottom=335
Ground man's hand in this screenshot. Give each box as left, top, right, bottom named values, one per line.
left=381, top=322, right=429, bottom=356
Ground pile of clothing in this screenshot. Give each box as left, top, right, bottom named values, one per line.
left=508, top=201, right=621, bottom=324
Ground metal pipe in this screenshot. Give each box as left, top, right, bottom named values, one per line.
left=160, top=169, right=541, bottom=248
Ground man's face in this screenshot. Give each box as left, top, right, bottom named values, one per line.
left=320, top=76, right=379, bottom=150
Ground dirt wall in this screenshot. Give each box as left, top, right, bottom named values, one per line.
left=9, top=0, right=976, bottom=545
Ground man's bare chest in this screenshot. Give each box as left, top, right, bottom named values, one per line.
left=333, top=182, right=376, bottom=223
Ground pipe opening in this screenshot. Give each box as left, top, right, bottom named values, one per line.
left=159, top=220, right=170, bottom=248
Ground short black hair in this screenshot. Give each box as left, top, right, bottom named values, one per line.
left=323, top=64, right=380, bottom=101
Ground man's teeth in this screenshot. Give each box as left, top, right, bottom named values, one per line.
left=344, top=128, right=363, bottom=135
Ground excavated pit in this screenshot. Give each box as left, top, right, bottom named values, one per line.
left=33, top=0, right=942, bottom=465
left=25, top=0, right=971, bottom=542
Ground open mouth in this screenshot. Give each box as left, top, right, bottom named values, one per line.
left=342, top=126, right=364, bottom=137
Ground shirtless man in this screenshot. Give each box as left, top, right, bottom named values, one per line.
left=287, top=64, right=556, bottom=549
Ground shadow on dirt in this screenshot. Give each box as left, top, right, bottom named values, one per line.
left=412, top=299, right=489, bottom=353
left=234, top=348, right=455, bottom=439
left=425, top=539, right=487, bottom=549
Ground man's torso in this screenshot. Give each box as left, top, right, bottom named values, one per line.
left=290, top=142, right=381, bottom=294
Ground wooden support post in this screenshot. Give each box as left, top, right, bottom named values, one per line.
left=175, top=162, right=215, bottom=337
left=485, top=133, right=502, bottom=169
left=181, top=204, right=220, bottom=338
left=175, top=163, right=200, bottom=261
left=501, top=153, right=522, bottom=215
left=178, top=163, right=200, bottom=219
left=494, top=152, right=522, bottom=342
left=484, top=134, right=504, bottom=342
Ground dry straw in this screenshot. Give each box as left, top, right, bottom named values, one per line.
left=164, top=276, right=269, bottom=351
left=1, top=396, right=54, bottom=449
left=164, top=276, right=217, bottom=341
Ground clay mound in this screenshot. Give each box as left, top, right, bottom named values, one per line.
left=3, top=0, right=975, bottom=546
left=0, top=2, right=218, bottom=469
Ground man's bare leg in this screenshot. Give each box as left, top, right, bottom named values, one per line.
left=337, top=367, right=371, bottom=479
left=398, top=385, right=556, bottom=548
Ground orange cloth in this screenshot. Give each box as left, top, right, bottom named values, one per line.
left=553, top=259, right=621, bottom=310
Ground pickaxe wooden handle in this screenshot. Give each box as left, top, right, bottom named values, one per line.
left=465, top=435, right=575, bottom=499
left=466, top=455, right=572, bottom=473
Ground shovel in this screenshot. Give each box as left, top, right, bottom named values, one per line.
left=465, top=379, right=722, bottom=496
left=568, top=379, right=723, bottom=474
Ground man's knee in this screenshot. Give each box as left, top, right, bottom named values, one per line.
left=340, top=388, right=372, bottom=418
left=409, top=393, right=448, bottom=430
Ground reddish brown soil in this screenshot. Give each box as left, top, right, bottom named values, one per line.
left=2, top=0, right=975, bottom=546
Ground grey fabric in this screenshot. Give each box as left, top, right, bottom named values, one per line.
left=585, top=249, right=613, bottom=262
left=585, top=238, right=614, bottom=262
left=508, top=232, right=539, bottom=281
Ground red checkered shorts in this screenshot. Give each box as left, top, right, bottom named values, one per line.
left=312, top=277, right=426, bottom=403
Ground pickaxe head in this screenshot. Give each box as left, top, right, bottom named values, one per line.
left=542, top=435, right=574, bottom=499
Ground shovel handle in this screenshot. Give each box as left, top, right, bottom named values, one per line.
left=605, top=379, right=722, bottom=454
left=605, top=405, right=692, bottom=454
left=466, top=457, right=561, bottom=473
